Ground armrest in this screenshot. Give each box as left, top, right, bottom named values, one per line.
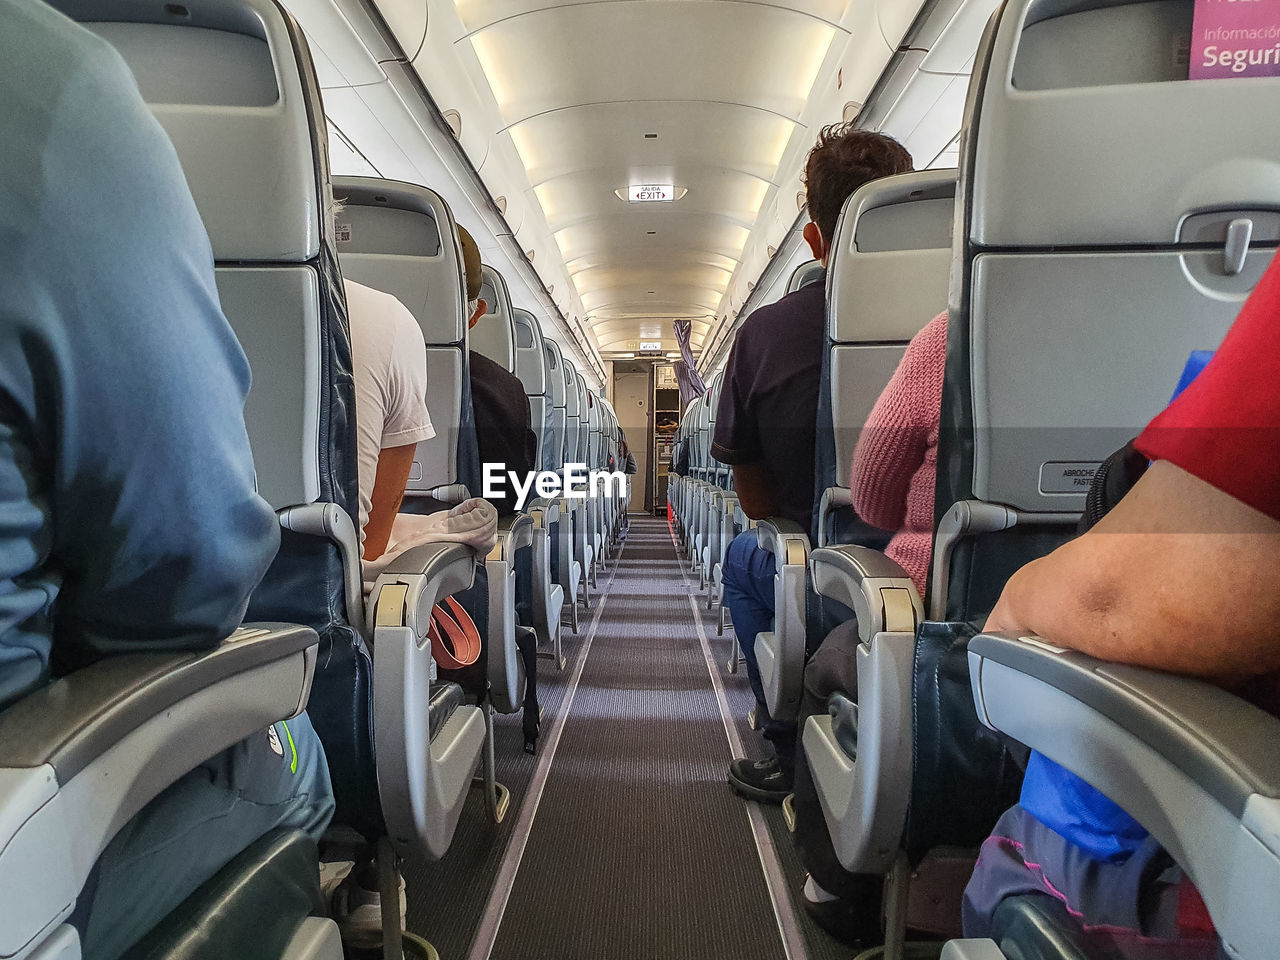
left=279, top=503, right=364, bottom=640
left=424, top=483, right=471, bottom=506
left=755, top=517, right=810, bottom=565
left=809, top=545, right=922, bottom=645
left=367, top=542, right=483, bottom=861
left=366, top=542, right=477, bottom=637
left=525, top=499, right=560, bottom=527
left=816, top=486, right=853, bottom=549
left=969, top=633, right=1280, bottom=960
left=753, top=518, right=811, bottom=721
left=494, top=512, right=535, bottom=558
left=0, top=624, right=319, bottom=957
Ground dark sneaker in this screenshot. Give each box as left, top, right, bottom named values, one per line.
left=800, top=874, right=884, bottom=947
left=728, top=755, right=792, bottom=804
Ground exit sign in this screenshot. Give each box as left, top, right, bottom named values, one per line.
left=629, top=183, right=674, bottom=203
left=639, top=341, right=663, bottom=352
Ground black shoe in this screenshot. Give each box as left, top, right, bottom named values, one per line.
left=728, top=755, right=792, bottom=804
left=800, top=876, right=883, bottom=947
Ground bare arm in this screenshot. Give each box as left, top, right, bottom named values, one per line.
left=363, top=442, right=417, bottom=561
left=732, top=462, right=781, bottom=520
left=985, top=460, right=1280, bottom=680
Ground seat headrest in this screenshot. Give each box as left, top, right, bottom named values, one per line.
left=545, top=339, right=567, bottom=407
left=968, top=0, right=1280, bottom=248
left=563, top=357, right=581, bottom=417
left=787, top=259, right=825, bottom=295
left=471, top=265, right=516, bottom=372
left=333, top=177, right=467, bottom=346
left=829, top=169, right=955, bottom=345
left=512, top=308, right=548, bottom=396
left=65, top=0, right=320, bottom=263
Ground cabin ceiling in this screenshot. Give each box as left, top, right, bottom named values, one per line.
left=387, top=0, right=925, bottom=357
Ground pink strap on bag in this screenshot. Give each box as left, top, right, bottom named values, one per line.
left=428, top=596, right=481, bottom=669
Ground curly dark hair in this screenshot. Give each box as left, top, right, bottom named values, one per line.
left=804, top=123, right=913, bottom=248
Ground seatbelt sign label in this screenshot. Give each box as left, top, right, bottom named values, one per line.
left=1191, top=0, right=1280, bottom=79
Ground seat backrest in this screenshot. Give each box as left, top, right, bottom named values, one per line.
left=471, top=265, right=516, bottom=373
left=939, top=0, right=1280, bottom=621
left=574, top=370, right=591, bottom=466
left=705, top=371, right=728, bottom=485
left=585, top=384, right=602, bottom=469
left=67, top=0, right=382, bottom=835
left=682, top=397, right=701, bottom=470
left=513, top=308, right=549, bottom=470
left=788, top=258, right=825, bottom=295
left=333, top=176, right=469, bottom=497
left=818, top=169, right=956, bottom=545
left=75, top=0, right=351, bottom=517
left=544, top=339, right=568, bottom=470
left=563, top=357, right=583, bottom=463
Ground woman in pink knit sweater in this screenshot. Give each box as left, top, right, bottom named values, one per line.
left=850, top=309, right=948, bottom=596
left=794, top=309, right=949, bottom=942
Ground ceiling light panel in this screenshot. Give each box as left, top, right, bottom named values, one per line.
left=461, top=4, right=838, bottom=121
left=438, top=0, right=858, bottom=358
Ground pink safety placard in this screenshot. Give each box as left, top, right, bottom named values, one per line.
left=1190, top=0, right=1280, bottom=79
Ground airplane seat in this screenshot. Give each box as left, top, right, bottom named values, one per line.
left=583, top=386, right=606, bottom=574
left=787, top=257, right=825, bottom=295
left=677, top=397, right=702, bottom=547
left=808, top=0, right=1280, bottom=951
left=471, top=267, right=517, bottom=375
left=512, top=308, right=548, bottom=469
left=691, top=379, right=717, bottom=588
left=704, top=370, right=741, bottom=616
left=946, top=632, right=1280, bottom=960
left=560, top=356, right=591, bottom=608
left=688, top=393, right=711, bottom=562
left=700, top=371, right=725, bottom=555
left=573, top=370, right=600, bottom=587
left=749, top=168, right=974, bottom=943
left=31, top=2, right=467, bottom=956
left=546, top=341, right=585, bottom=632
left=773, top=170, right=956, bottom=730
left=543, top=340, right=568, bottom=473
left=937, top=0, right=1280, bottom=624
left=336, top=195, right=528, bottom=789
left=511, top=307, right=565, bottom=668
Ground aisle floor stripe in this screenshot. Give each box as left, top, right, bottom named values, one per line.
left=669, top=521, right=810, bottom=960
left=466, top=534, right=626, bottom=960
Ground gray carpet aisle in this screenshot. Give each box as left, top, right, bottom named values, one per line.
left=487, top=518, right=787, bottom=960
left=406, top=516, right=849, bottom=960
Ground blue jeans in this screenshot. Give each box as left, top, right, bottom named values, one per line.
left=722, top=530, right=796, bottom=771
left=83, top=711, right=335, bottom=960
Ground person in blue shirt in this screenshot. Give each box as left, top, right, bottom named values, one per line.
left=0, top=1, right=334, bottom=955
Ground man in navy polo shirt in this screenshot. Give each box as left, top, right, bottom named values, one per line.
left=712, top=124, right=913, bottom=802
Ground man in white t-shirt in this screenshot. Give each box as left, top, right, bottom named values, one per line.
left=344, top=277, right=435, bottom=560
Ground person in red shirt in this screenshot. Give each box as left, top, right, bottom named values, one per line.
left=962, top=250, right=1280, bottom=941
